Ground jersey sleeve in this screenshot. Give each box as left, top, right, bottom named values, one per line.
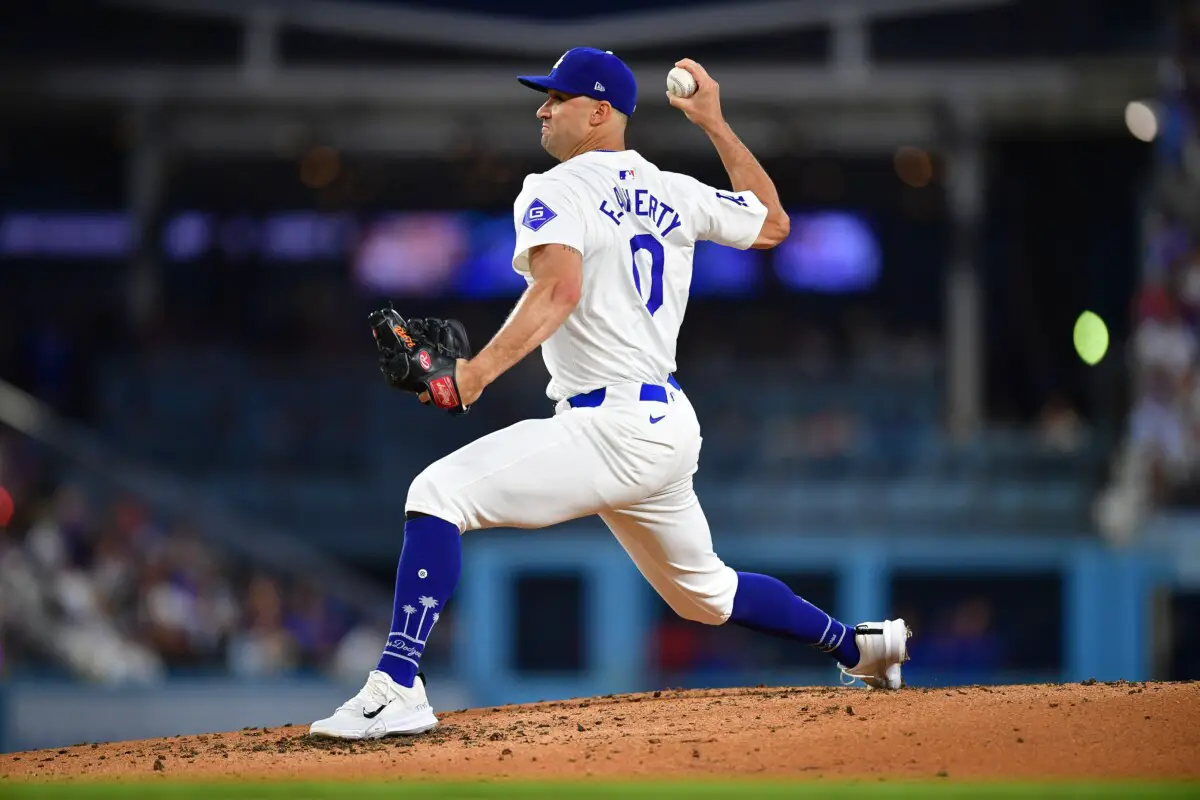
left=675, top=174, right=769, bottom=250
left=511, top=176, right=587, bottom=275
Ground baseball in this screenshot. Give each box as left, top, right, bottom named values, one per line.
left=666, top=67, right=697, bottom=98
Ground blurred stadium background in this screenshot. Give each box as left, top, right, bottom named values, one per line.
left=1, top=0, right=1198, bottom=753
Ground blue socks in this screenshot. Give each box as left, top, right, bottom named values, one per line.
left=729, top=572, right=860, bottom=667
left=376, top=514, right=462, bottom=687
left=376, top=526, right=859, bottom=683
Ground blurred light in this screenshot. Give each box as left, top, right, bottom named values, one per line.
left=1124, top=101, right=1158, bottom=142
left=893, top=146, right=932, bottom=188
left=1073, top=310, right=1109, bottom=366
left=263, top=212, right=356, bottom=261
left=354, top=214, right=469, bottom=295
left=774, top=212, right=881, bottom=293
left=300, top=146, right=340, bottom=189
left=455, top=214, right=529, bottom=298
left=692, top=241, right=762, bottom=295
left=0, top=485, right=13, bottom=527
left=11, top=207, right=877, bottom=300
left=0, top=213, right=130, bottom=258
left=162, top=212, right=212, bottom=261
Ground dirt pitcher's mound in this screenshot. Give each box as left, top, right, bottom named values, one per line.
left=4, top=682, right=1199, bottom=782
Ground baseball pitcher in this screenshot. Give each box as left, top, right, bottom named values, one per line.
left=311, top=48, right=910, bottom=740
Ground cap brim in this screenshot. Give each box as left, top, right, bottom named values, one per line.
left=518, top=75, right=570, bottom=95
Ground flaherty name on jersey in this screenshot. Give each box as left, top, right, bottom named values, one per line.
left=599, top=185, right=683, bottom=239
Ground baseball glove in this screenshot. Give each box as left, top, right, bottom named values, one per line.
left=368, top=306, right=473, bottom=414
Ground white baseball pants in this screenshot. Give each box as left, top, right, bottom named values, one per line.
left=405, top=380, right=738, bottom=625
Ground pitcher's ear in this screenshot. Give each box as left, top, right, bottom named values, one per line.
left=592, top=101, right=614, bottom=126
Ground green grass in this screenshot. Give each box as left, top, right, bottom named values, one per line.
left=0, top=782, right=1195, bottom=799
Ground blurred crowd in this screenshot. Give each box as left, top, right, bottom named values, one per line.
left=0, top=429, right=423, bottom=685
left=1126, top=254, right=1200, bottom=508
left=1098, top=5, right=1200, bottom=537
left=1100, top=238, right=1200, bottom=529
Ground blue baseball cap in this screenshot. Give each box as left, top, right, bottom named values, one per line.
left=518, top=47, right=638, bottom=117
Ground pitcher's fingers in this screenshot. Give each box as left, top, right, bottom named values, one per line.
left=674, top=58, right=711, bottom=85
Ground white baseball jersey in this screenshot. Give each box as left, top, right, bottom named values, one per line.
left=510, top=149, right=768, bottom=401
left=406, top=148, right=769, bottom=632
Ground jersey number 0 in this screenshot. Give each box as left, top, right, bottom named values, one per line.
left=629, top=234, right=666, bottom=316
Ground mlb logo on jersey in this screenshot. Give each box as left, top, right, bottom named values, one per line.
left=522, top=198, right=557, bottom=232
left=619, top=169, right=636, bottom=180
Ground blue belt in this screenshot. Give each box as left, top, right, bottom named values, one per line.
left=567, top=375, right=682, bottom=409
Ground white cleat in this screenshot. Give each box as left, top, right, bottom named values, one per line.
left=838, top=618, right=912, bottom=690
left=309, top=670, right=438, bottom=740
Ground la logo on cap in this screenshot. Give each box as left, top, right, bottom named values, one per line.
left=553, top=52, right=567, bottom=69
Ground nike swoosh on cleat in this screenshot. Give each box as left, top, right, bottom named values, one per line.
left=363, top=704, right=388, bottom=719
left=649, top=415, right=666, bottom=424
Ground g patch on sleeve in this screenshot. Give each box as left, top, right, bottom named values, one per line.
left=521, top=198, right=557, bottom=232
